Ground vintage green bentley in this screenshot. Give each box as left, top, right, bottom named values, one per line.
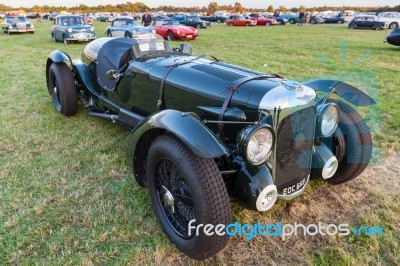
left=45, top=34, right=375, bottom=260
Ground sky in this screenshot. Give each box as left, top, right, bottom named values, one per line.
left=3, top=0, right=399, bottom=9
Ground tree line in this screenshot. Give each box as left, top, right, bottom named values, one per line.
left=0, top=2, right=399, bottom=14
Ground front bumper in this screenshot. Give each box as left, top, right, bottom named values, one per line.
left=7, top=28, right=35, bottom=33
left=67, top=33, right=96, bottom=41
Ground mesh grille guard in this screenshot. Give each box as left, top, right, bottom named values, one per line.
left=274, top=107, right=316, bottom=194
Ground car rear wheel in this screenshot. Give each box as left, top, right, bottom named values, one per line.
left=106, top=30, right=112, bottom=37
left=196, top=24, right=201, bottom=29
left=338, top=20, right=344, bottom=24
left=167, top=30, right=174, bottom=41
left=125, top=32, right=132, bottom=38
left=310, top=19, right=316, bottom=24
left=389, top=22, right=398, bottom=29
left=51, top=33, right=57, bottom=42
left=265, top=22, right=270, bottom=26
left=289, top=19, right=295, bottom=24
left=349, top=24, right=356, bottom=29
left=245, top=22, right=250, bottom=27
left=146, top=134, right=232, bottom=260
left=375, top=25, right=383, bottom=31
left=322, top=99, right=372, bottom=184
left=229, top=22, right=234, bottom=27
left=48, top=62, right=77, bottom=116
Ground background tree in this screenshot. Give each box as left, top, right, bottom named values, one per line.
left=208, top=2, right=218, bottom=14
left=279, top=5, right=287, bottom=12
left=267, top=5, right=274, bottom=13
left=234, top=2, right=244, bottom=13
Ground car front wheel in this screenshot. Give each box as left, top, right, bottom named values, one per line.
left=389, top=22, right=398, bottom=29
left=229, top=22, right=234, bottom=26
left=375, top=25, right=383, bottom=31
left=106, top=30, right=112, bottom=37
left=323, top=99, right=372, bottom=184
left=63, top=35, right=69, bottom=45
left=349, top=24, right=356, bottom=29
left=146, top=134, right=232, bottom=260
left=167, top=30, right=174, bottom=41
left=51, top=33, right=57, bottom=42
left=125, top=32, right=132, bottom=38
left=48, top=62, right=77, bottom=116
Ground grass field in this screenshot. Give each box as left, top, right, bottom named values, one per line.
left=0, top=20, right=399, bottom=265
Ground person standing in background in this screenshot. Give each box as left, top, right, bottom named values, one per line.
left=142, top=10, right=152, bottom=26
left=298, top=11, right=305, bottom=26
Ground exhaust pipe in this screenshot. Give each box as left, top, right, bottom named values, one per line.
left=311, top=141, right=339, bottom=180
left=233, top=163, right=277, bottom=212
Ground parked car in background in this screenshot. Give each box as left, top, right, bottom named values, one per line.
left=278, top=14, right=300, bottom=24
left=105, top=17, right=154, bottom=38
left=384, top=28, right=400, bottom=46
left=199, top=14, right=227, bottom=23
left=226, top=15, right=257, bottom=26
left=51, top=15, right=96, bottom=44
left=98, top=14, right=113, bottom=22
left=2, top=16, right=35, bottom=34
left=153, top=19, right=198, bottom=40
left=250, top=15, right=278, bottom=26
left=377, top=15, right=400, bottom=29
left=309, top=16, right=325, bottom=24
left=174, top=15, right=212, bottom=29
left=264, top=14, right=288, bottom=25
left=323, top=15, right=346, bottom=24
left=348, top=15, right=388, bottom=30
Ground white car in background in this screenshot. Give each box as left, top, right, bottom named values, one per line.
left=378, top=13, right=400, bottom=29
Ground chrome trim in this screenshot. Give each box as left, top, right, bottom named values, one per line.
left=258, top=82, right=316, bottom=111
left=277, top=175, right=310, bottom=201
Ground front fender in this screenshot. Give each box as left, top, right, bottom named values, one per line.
left=127, top=109, right=229, bottom=187
left=129, top=109, right=228, bottom=159
left=303, top=79, right=376, bottom=106
left=46, top=50, right=72, bottom=92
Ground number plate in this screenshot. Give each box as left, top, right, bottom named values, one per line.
left=282, top=178, right=306, bottom=195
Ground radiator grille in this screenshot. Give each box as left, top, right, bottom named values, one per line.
left=274, top=107, right=315, bottom=194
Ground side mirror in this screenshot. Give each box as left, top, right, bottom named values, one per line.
left=106, top=70, right=120, bottom=80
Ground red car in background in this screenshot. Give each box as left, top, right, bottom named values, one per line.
left=152, top=19, right=198, bottom=40
left=226, top=15, right=257, bottom=26
left=251, top=16, right=278, bottom=26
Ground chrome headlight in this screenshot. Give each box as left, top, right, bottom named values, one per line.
left=67, top=27, right=73, bottom=33
left=238, top=124, right=275, bottom=166
left=316, top=103, right=339, bottom=138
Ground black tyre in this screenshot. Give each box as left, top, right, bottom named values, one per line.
left=196, top=24, right=201, bottom=29
left=51, top=33, right=57, bottom=42
left=146, top=135, right=232, bottom=260
left=125, top=31, right=132, bottom=38
left=63, top=35, right=69, bottom=45
left=106, top=30, right=112, bottom=37
left=289, top=19, right=295, bottom=24
left=265, top=22, right=270, bottom=26
left=229, top=22, right=234, bottom=27
left=323, top=99, right=372, bottom=184
left=245, top=22, right=250, bottom=27
left=389, top=22, right=398, bottom=29
left=47, top=62, right=77, bottom=116
left=349, top=24, right=356, bottom=29
left=338, top=20, right=344, bottom=24
left=167, top=30, right=174, bottom=41
left=310, top=19, right=316, bottom=24
left=375, top=25, right=382, bottom=31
